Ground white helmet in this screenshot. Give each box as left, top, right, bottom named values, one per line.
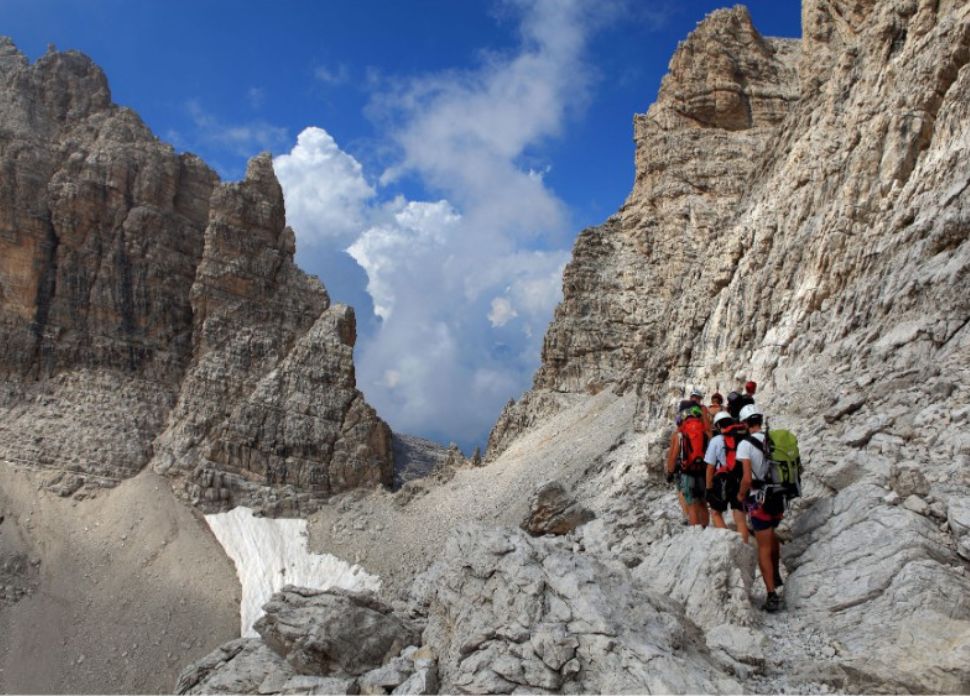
left=690, top=386, right=703, bottom=398
left=713, top=411, right=733, bottom=427
left=739, top=404, right=763, bottom=422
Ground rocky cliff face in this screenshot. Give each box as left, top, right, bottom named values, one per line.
left=488, top=0, right=969, bottom=457
left=478, top=0, right=970, bottom=691
left=0, top=39, right=391, bottom=511
left=488, top=7, right=802, bottom=455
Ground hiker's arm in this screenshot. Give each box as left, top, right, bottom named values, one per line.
left=739, top=458, right=752, bottom=501
left=703, top=438, right=717, bottom=489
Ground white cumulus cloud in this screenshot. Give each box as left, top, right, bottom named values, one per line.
left=275, top=0, right=612, bottom=447
left=274, top=127, right=376, bottom=247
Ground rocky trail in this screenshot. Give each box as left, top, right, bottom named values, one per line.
left=180, top=362, right=970, bottom=693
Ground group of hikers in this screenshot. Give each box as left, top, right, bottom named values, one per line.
left=663, top=381, right=802, bottom=613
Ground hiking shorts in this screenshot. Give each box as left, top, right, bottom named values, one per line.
left=750, top=515, right=782, bottom=532
left=709, top=475, right=743, bottom=513
left=678, top=472, right=706, bottom=505
left=747, top=489, right=785, bottom=530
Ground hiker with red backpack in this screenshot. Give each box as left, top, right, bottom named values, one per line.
left=704, top=411, right=750, bottom=543
left=666, top=399, right=710, bottom=527
left=689, top=387, right=713, bottom=436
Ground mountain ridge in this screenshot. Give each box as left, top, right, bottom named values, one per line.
left=0, top=37, right=392, bottom=514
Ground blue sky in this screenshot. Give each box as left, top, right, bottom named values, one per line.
left=4, top=0, right=802, bottom=451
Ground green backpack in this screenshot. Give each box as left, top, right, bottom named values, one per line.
left=766, top=428, right=802, bottom=498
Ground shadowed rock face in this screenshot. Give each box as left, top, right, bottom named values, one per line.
left=0, top=38, right=392, bottom=510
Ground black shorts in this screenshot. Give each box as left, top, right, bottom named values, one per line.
left=710, top=474, right=743, bottom=513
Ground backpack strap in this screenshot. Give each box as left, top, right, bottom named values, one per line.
left=744, top=435, right=766, bottom=454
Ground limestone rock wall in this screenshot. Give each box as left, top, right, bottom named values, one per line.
left=488, top=7, right=801, bottom=456
left=488, top=1, right=970, bottom=456
left=0, top=39, right=392, bottom=510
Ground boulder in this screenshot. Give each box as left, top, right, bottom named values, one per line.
left=889, top=465, right=930, bottom=499
left=255, top=587, right=418, bottom=677
left=520, top=480, right=595, bottom=536
left=634, top=527, right=758, bottom=630
left=176, top=639, right=295, bottom=695
left=357, top=656, right=413, bottom=695
left=706, top=624, right=768, bottom=668
left=408, top=524, right=739, bottom=694
left=391, top=664, right=438, bottom=695
left=902, top=495, right=929, bottom=516
left=785, top=483, right=970, bottom=693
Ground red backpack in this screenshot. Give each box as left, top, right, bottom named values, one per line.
left=678, top=416, right=709, bottom=475
left=717, top=422, right=750, bottom=477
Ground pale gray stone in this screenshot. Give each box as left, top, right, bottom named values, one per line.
left=358, top=656, right=413, bottom=694
left=890, top=466, right=930, bottom=499
left=391, top=666, right=438, bottom=695
left=634, top=527, right=757, bottom=631
left=176, top=639, right=295, bottom=695
left=255, top=586, right=418, bottom=677
left=706, top=624, right=768, bottom=667
left=902, top=495, right=929, bottom=516
left=279, top=675, right=359, bottom=695
left=408, top=524, right=740, bottom=694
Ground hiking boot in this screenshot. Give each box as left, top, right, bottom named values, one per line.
left=763, top=591, right=781, bottom=613
left=774, top=569, right=784, bottom=587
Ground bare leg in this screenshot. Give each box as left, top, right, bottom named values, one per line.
left=755, top=528, right=777, bottom=593
left=771, top=532, right=782, bottom=581
left=687, top=502, right=708, bottom=526
left=698, top=502, right=709, bottom=528
left=732, top=509, right=749, bottom=544
left=677, top=491, right=688, bottom=521
left=710, top=510, right=727, bottom=529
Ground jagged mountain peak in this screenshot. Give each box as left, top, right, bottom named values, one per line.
left=0, top=41, right=392, bottom=513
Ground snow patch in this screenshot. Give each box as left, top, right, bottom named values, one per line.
left=205, top=506, right=380, bottom=637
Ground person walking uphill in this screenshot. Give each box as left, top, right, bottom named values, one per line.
left=704, top=411, right=749, bottom=542
left=666, top=400, right=709, bottom=527
left=736, top=404, right=785, bottom=612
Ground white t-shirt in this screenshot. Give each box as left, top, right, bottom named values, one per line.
left=737, top=432, right=769, bottom=481
left=704, top=435, right=727, bottom=470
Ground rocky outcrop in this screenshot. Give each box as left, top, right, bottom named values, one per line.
left=407, top=524, right=739, bottom=694
left=519, top=480, right=594, bottom=536
left=254, top=587, right=417, bottom=677
left=634, top=527, right=757, bottom=631
left=488, top=0, right=970, bottom=455
left=0, top=39, right=392, bottom=509
left=153, top=153, right=392, bottom=512
left=487, top=7, right=800, bottom=457
left=783, top=481, right=970, bottom=693
left=184, top=525, right=742, bottom=694
left=177, top=587, right=426, bottom=696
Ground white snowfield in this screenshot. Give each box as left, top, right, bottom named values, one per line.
left=205, top=506, right=380, bottom=637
